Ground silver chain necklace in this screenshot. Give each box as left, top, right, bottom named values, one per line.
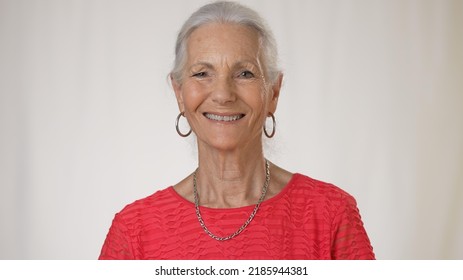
left=193, top=159, right=270, bottom=241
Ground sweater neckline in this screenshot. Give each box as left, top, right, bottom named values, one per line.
left=168, top=173, right=301, bottom=212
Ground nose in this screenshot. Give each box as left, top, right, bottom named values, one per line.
left=210, top=75, right=236, bottom=105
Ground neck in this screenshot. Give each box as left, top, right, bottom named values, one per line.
left=195, top=141, right=268, bottom=208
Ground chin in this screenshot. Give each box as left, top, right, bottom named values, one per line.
left=208, top=140, right=241, bottom=151
left=197, top=134, right=243, bottom=151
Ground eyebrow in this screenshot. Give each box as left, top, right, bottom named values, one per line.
left=189, top=62, right=214, bottom=70
left=189, top=60, right=260, bottom=70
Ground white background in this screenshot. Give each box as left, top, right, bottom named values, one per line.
left=1, top=0, right=462, bottom=259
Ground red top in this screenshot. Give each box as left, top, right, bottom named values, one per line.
left=99, top=173, right=375, bottom=259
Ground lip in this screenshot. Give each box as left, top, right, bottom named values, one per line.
left=203, top=112, right=246, bottom=122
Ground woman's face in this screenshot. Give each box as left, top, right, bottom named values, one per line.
left=173, top=23, right=282, bottom=151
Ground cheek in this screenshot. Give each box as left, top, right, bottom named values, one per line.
left=182, top=83, right=207, bottom=111
left=241, top=84, right=270, bottom=112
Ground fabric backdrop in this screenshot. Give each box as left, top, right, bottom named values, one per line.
left=1, top=0, right=462, bottom=259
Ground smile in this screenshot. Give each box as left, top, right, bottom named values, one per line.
left=204, top=113, right=245, bottom=122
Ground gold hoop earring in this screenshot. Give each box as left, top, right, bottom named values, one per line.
left=175, top=112, right=192, bottom=137
left=263, top=113, right=276, bottom=138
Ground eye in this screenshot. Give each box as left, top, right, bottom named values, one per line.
left=238, top=70, right=255, bottom=79
left=192, top=72, right=208, bottom=78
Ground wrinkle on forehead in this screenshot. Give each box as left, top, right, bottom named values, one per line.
left=186, top=23, right=268, bottom=86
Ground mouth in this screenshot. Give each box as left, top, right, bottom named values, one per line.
left=203, top=113, right=245, bottom=122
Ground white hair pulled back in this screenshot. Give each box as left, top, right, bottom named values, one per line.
left=170, top=1, right=281, bottom=85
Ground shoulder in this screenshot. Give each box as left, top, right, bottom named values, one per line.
left=285, top=173, right=358, bottom=211
left=100, top=187, right=178, bottom=260
left=284, top=175, right=374, bottom=259
left=114, top=187, right=177, bottom=223
left=289, top=173, right=352, bottom=198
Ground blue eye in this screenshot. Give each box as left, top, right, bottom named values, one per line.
left=239, top=70, right=255, bottom=79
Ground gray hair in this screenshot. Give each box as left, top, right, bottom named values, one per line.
left=170, top=1, right=281, bottom=85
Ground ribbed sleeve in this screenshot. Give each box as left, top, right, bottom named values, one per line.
left=99, top=214, right=134, bottom=259
left=330, top=193, right=375, bottom=259
left=99, top=173, right=375, bottom=260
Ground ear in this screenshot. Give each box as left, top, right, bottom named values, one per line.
left=268, top=73, right=283, bottom=114
left=171, top=75, right=185, bottom=113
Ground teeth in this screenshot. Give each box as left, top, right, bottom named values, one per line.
left=205, top=113, right=244, bottom=122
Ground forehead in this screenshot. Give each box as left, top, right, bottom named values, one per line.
left=186, top=23, right=261, bottom=63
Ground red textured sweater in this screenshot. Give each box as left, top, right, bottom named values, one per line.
left=99, top=173, right=375, bottom=259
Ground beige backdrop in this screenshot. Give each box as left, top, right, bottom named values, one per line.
left=1, top=0, right=462, bottom=259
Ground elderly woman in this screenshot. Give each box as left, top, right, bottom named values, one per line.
left=99, top=1, right=374, bottom=260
